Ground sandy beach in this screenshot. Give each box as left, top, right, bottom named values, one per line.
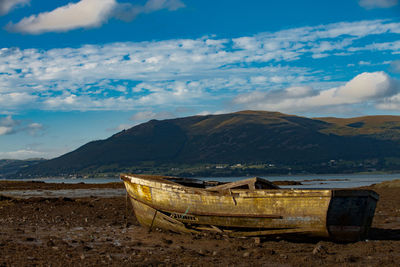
left=1, top=180, right=400, bottom=266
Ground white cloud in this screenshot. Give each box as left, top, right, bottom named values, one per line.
left=6, top=0, right=116, bottom=34
left=233, top=72, right=399, bottom=113
left=336, top=72, right=394, bottom=100
left=130, top=110, right=176, bottom=122
left=359, top=60, right=371, bottom=65
left=41, top=93, right=135, bottom=110
left=359, top=0, right=398, bottom=9
left=0, top=115, right=18, bottom=135
left=0, top=126, right=13, bottom=135
left=0, top=92, right=37, bottom=108
left=115, top=0, right=184, bottom=21
left=144, top=0, right=185, bottom=11
left=285, top=86, right=316, bottom=98
left=0, top=0, right=29, bottom=15
left=0, top=115, right=17, bottom=126
left=107, top=109, right=178, bottom=131
left=391, top=60, right=400, bottom=73
left=6, top=0, right=185, bottom=34
left=376, top=93, right=400, bottom=110
left=250, top=76, right=268, bottom=84
left=0, top=115, right=43, bottom=136
left=27, top=122, right=43, bottom=135
left=351, top=40, right=400, bottom=53
left=0, top=149, right=46, bottom=160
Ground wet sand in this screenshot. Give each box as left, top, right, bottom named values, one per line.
left=1, top=181, right=400, bottom=266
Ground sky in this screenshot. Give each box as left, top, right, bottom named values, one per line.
left=0, top=0, right=400, bottom=160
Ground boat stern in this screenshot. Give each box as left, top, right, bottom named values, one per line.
left=327, top=189, right=379, bottom=242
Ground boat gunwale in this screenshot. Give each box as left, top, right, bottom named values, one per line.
left=121, top=173, right=335, bottom=197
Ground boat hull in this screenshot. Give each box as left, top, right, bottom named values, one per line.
left=121, top=174, right=378, bottom=241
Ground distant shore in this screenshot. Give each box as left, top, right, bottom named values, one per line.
left=4, top=169, right=400, bottom=181
left=3, top=172, right=400, bottom=191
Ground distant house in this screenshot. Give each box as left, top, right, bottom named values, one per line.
left=231, top=163, right=242, bottom=168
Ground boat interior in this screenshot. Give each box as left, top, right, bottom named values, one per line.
left=134, top=174, right=281, bottom=191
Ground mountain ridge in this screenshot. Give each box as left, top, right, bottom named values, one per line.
left=13, top=110, right=400, bottom=177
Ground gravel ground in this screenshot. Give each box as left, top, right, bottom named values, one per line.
left=0, top=181, right=399, bottom=266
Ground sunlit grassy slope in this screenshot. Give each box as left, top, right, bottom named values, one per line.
left=317, top=116, right=400, bottom=141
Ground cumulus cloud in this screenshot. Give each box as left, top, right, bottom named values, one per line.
left=6, top=0, right=116, bottom=34
left=0, top=0, right=29, bottom=15
left=0, top=115, right=19, bottom=135
left=359, top=0, right=398, bottom=9
left=391, top=60, right=400, bottom=73
left=233, top=72, right=399, bottom=113
left=6, top=0, right=185, bottom=34
left=0, top=115, right=43, bottom=136
left=335, top=72, right=395, bottom=100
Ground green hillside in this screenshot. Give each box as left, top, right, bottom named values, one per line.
left=318, top=115, right=400, bottom=141
left=0, top=159, right=46, bottom=178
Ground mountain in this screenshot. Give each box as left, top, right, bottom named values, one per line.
left=18, top=110, right=400, bottom=176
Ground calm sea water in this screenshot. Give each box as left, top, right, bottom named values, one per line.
left=2, top=173, right=399, bottom=198
left=5, top=173, right=400, bottom=188
left=196, top=173, right=400, bottom=188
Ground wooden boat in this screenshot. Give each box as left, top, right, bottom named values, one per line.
left=121, top=174, right=379, bottom=241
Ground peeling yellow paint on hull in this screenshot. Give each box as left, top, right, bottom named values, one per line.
left=121, top=174, right=378, bottom=241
